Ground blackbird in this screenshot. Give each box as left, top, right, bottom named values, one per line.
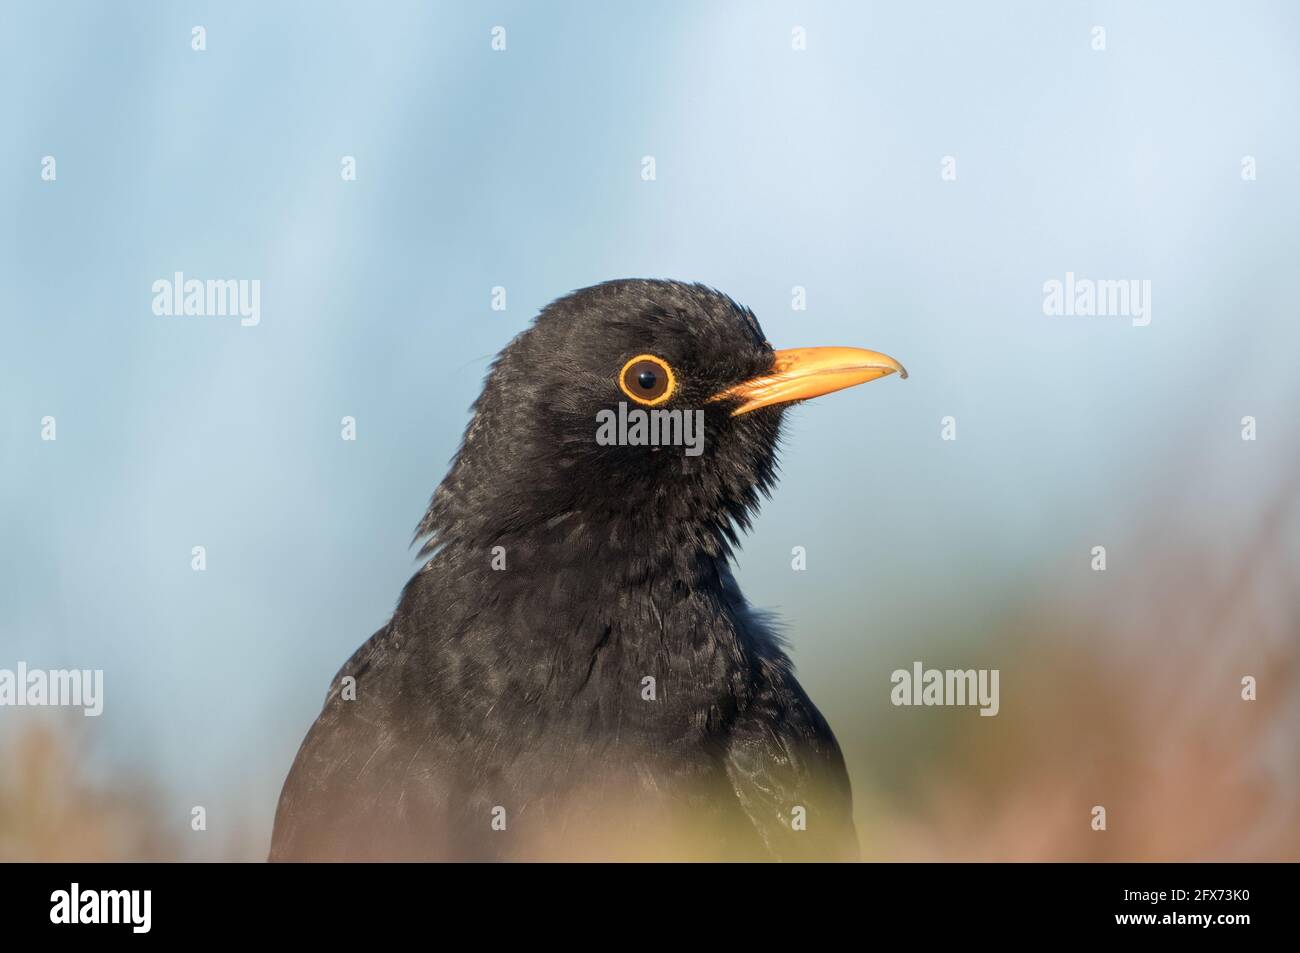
left=270, top=279, right=906, bottom=861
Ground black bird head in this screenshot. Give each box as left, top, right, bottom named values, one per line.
left=416, top=279, right=905, bottom=573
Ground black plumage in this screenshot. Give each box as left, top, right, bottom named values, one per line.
left=270, top=279, right=885, bottom=861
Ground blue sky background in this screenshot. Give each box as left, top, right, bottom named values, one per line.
left=2, top=1, right=1297, bottom=856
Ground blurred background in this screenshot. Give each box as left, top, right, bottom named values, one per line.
left=1, top=1, right=1297, bottom=860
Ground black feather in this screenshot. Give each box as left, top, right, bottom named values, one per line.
left=270, top=279, right=857, bottom=861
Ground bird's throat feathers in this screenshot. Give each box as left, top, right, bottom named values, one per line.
left=416, top=494, right=751, bottom=591
left=412, top=411, right=784, bottom=584
left=399, top=509, right=765, bottom=690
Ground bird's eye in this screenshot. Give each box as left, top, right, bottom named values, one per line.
left=619, top=354, right=676, bottom=406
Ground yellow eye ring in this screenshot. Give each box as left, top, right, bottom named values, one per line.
left=618, top=354, right=676, bottom=406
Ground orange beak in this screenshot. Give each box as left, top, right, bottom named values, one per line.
left=711, top=346, right=907, bottom=416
